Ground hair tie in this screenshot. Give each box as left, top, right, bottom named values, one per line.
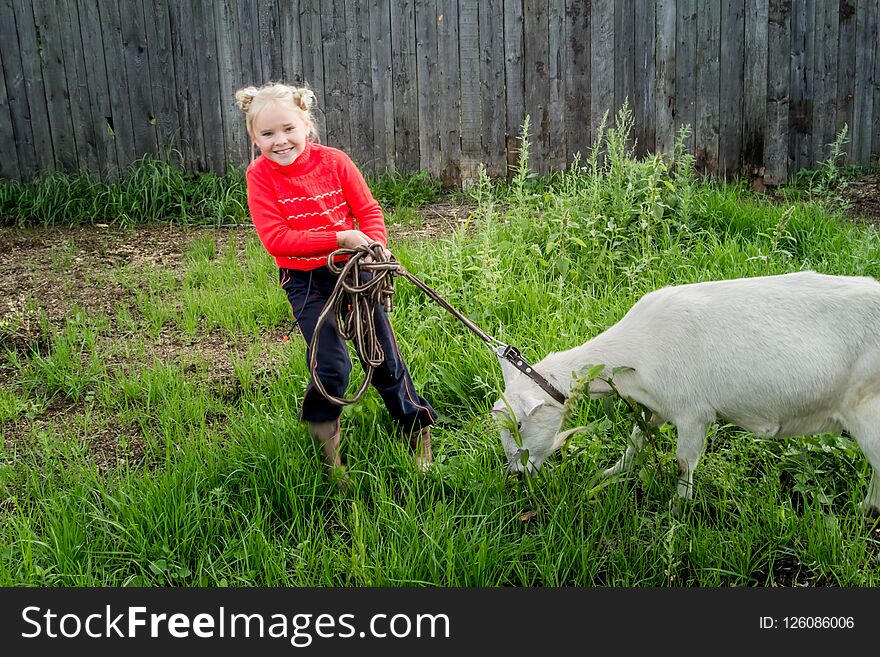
left=303, top=90, right=316, bottom=108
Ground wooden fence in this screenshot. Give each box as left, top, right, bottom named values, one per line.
left=1, top=0, right=879, bottom=185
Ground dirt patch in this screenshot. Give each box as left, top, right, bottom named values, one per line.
left=2, top=394, right=146, bottom=474
left=392, top=199, right=475, bottom=242
left=0, top=224, right=249, bottom=330
left=838, top=173, right=880, bottom=228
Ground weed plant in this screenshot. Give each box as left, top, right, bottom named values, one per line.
left=2, top=113, right=879, bottom=586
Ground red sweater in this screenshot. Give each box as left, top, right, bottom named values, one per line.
left=246, top=141, right=387, bottom=271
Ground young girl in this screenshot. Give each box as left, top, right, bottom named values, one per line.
left=234, top=82, right=436, bottom=486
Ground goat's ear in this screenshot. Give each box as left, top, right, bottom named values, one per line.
left=523, top=397, right=544, bottom=417
left=498, top=354, right=519, bottom=387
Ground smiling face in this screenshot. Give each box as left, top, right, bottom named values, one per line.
left=251, top=102, right=309, bottom=166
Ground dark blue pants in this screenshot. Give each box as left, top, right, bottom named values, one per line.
left=280, top=266, right=437, bottom=432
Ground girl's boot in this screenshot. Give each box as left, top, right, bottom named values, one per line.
left=308, top=419, right=351, bottom=491
left=410, top=426, right=433, bottom=472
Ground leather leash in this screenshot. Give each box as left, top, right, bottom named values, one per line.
left=308, top=243, right=567, bottom=406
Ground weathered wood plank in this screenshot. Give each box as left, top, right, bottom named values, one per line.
left=479, top=0, right=506, bottom=177
left=437, top=0, right=461, bottom=184
left=215, top=0, right=248, bottom=169
left=74, top=0, right=117, bottom=178
left=742, top=0, right=768, bottom=180
left=56, top=0, right=98, bottom=176
left=504, top=0, right=525, bottom=173
left=874, top=3, right=880, bottom=167
left=634, top=0, right=655, bottom=157
left=12, top=0, right=56, bottom=172
left=811, top=0, right=838, bottom=164
left=144, top=0, right=179, bottom=160
left=563, top=0, right=591, bottom=163
left=695, top=0, right=721, bottom=176
left=459, top=0, right=482, bottom=181
left=32, top=0, right=79, bottom=172
left=168, top=1, right=202, bottom=170
left=590, top=0, right=614, bottom=146
left=852, top=0, right=877, bottom=166
left=237, top=0, right=262, bottom=86
left=369, top=0, right=395, bottom=173
left=614, top=0, right=635, bottom=123
left=279, top=0, right=304, bottom=86
left=345, top=0, right=375, bottom=173
left=655, top=0, right=676, bottom=158
left=765, top=0, right=791, bottom=184
left=98, top=0, right=141, bottom=170
left=321, top=0, right=351, bottom=153
left=299, top=0, right=327, bottom=138
left=836, top=0, right=856, bottom=161
left=257, top=0, right=283, bottom=82
left=193, top=0, right=225, bottom=173
left=719, top=0, right=744, bottom=177
left=523, top=0, right=549, bottom=174
left=119, top=0, right=159, bottom=160
left=390, top=0, right=419, bottom=173
left=0, top=42, right=21, bottom=180
left=0, top=0, right=36, bottom=178
left=676, top=0, right=697, bottom=154
left=789, top=0, right=814, bottom=175
left=414, top=0, right=440, bottom=176
left=548, top=0, right=566, bottom=170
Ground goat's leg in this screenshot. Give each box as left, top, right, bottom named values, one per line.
left=841, top=400, right=880, bottom=516
left=604, top=413, right=665, bottom=478
left=673, top=418, right=708, bottom=506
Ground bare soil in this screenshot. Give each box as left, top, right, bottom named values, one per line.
left=838, top=173, right=880, bottom=228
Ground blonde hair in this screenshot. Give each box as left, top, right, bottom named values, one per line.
left=234, top=82, right=320, bottom=142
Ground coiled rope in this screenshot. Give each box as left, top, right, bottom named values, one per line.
left=308, top=243, right=400, bottom=406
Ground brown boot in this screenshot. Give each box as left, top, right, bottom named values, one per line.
left=410, top=425, right=434, bottom=472
left=308, top=419, right=351, bottom=491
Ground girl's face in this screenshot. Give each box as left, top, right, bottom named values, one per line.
left=251, top=102, right=308, bottom=166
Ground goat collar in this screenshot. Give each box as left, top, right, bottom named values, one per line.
left=497, top=345, right=567, bottom=405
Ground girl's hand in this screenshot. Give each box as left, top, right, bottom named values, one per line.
left=336, top=229, right=373, bottom=249
left=336, top=230, right=392, bottom=260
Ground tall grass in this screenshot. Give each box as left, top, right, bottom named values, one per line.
left=0, top=155, right=443, bottom=229
left=0, top=153, right=250, bottom=228
left=2, top=109, right=879, bottom=586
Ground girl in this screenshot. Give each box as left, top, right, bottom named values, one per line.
left=234, top=82, right=436, bottom=487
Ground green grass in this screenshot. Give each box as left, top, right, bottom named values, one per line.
left=0, top=152, right=250, bottom=229
left=2, top=113, right=879, bottom=586
left=368, top=168, right=443, bottom=210
left=0, top=154, right=443, bottom=229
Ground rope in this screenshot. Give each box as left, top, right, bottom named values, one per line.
left=308, top=241, right=567, bottom=406
left=308, top=243, right=400, bottom=406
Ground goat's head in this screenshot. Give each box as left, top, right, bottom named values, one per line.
left=492, top=357, right=571, bottom=474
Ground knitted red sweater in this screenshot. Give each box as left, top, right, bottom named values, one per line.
left=246, top=141, right=387, bottom=271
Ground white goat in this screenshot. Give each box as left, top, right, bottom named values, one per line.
left=493, top=271, right=880, bottom=514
